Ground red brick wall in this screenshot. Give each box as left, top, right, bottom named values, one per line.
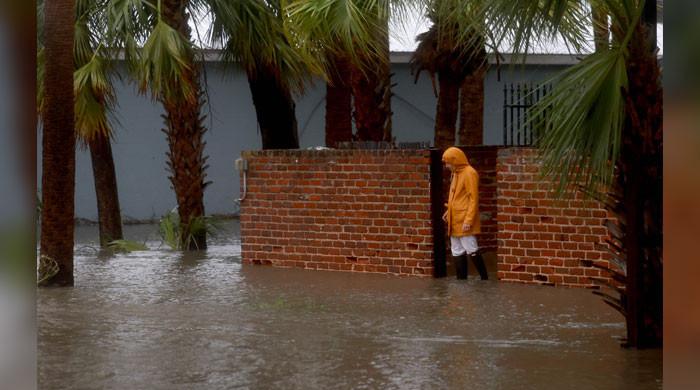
left=239, top=149, right=434, bottom=277
left=239, top=147, right=615, bottom=287
left=495, top=148, right=613, bottom=287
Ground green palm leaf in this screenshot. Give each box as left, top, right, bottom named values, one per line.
left=38, top=0, right=119, bottom=143
left=454, top=0, right=592, bottom=61
left=105, top=0, right=156, bottom=68
left=285, top=0, right=417, bottom=74
left=532, top=47, right=627, bottom=194
left=525, top=0, right=646, bottom=195
left=73, top=0, right=119, bottom=143
left=74, top=53, right=117, bottom=143
left=207, top=0, right=320, bottom=92
left=138, top=20, right=196, bottom=103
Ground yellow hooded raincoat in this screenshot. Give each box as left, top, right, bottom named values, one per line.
left=442, top=147, right=481, bottom=237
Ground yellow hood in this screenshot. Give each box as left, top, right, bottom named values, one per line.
left=441, top=147, right=470, bottom=167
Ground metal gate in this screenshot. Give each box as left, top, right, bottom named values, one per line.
left=502, top=83, right=552, bottom=146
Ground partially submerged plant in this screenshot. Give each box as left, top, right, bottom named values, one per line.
left=159, top=210, right=180, bottom=250
left=107, top=239, right=148, bottom=253
left=159, top=209, right=219, bottom=251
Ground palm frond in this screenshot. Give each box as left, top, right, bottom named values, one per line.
left=525, top=0, right=648, bottom=196
left=462, top=0, right=592, bottom=61
left=285, top=0, right=416, bottom=74
left=207, top=0, right=320, bottom=92
left=138, top=20, right=196, bottom=103
left=412, top=0, right=487, bottom=82
left=105, top=0, right=156, bottom=67
left=531, top=46, right=627, bottom=195
left=74, top=53, right=117, bottom=143
left=75, top=0, right=112, bottom=63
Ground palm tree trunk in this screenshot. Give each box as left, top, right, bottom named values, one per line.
left=352, top=19, right=392, bottom=143
left=325, top=55, right=352, bottom=148
left=434, top=71, right=460, bottom=149
left=40, top=0, right=75, bottom=286
left=351, top=65, right=392, bottom=142
left=247, top=65, right=300, bottom=149
left=88, top=133, right=123, bottom=247
left=458, top=66, right=486, bottom=146
left=161, top=0, right=207, bottom=250
left=617, top=19, right=663, bottom=348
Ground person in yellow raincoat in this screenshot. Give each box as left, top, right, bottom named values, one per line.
left=442, top=147, right=488, bottom=280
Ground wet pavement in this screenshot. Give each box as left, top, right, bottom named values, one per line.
left=38, top=220, right=662, bottom=389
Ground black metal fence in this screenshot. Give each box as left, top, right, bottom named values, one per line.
left=502, top=83, right=552, bottom=146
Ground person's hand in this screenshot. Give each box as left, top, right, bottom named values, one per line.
left=462, top=223, right=471, bottom=231
left=442, top=211, right=448, bottom=222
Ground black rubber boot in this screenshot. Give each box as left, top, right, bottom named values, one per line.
left=455, top=254, right=468, bottom=280
left=469, top=251, right=489, bottom=280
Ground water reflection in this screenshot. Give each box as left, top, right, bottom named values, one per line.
left=38, top=220, right=661, bottom=389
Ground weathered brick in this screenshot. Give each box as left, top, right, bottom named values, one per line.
left=241, top=149, right=436, bottom=277
left=496, top=148, right=616, bottom=288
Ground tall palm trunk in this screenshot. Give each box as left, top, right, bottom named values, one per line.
left=325, top=54, right=352, bottom=148
left=88, top=133, right=123, bottom=247
left=458, top=66, right=486, bottom=145
left=616, top=12, right=663, bottom=348
left=40, top=0, right=75, bottom=286
left=352, top=19, right=392, bottom=143
left=351, top=64, right=392, bottom=142
left=248, top=64, right=300, bottom=149
left=434, top=71, right=460, bottom=149
left=161, top=0, right=207, bottom=250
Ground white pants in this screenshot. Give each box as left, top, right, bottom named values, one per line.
left=450, top=235, right=479, bottom=256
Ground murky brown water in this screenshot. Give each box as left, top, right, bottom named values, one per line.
left=37, top=220, right=661, bottom=389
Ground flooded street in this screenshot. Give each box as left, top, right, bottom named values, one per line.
left=38, top=220, right=661, bottom=389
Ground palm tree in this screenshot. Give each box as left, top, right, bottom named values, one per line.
left=74, top=0, right=124, bottom=247
left=154, top=0, right=209, bottom=249
left=351, top=8, right=393, bottom=143
left=277, top=2, right=359, bottom=147
left=39, top=0, right=76, bottom=286
left=411, top=0, right=487, bottom=149
left=286, top=0, right=413, bottom=144
left=207, top=0, right=314, bottom=149
left=38, top=0, right=124, bottom=248
left=467, top=0, right=662, bottom=348
left=109, top=0, right=209, bottom=250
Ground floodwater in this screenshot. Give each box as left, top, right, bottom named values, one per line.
left=38, top=220, right=662, bottom=389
